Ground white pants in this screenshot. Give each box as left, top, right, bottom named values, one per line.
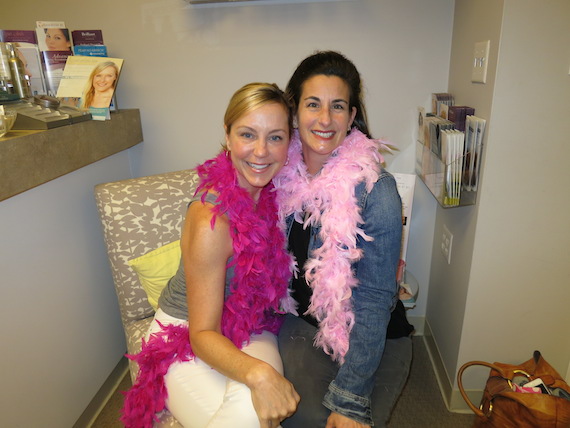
left=147, top=309, right=283, bottom=428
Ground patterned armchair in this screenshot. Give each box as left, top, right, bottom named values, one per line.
left=94, top=169, right=200, bottom=427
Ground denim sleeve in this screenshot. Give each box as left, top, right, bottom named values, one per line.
left=323, top=171, right=403, bottom=425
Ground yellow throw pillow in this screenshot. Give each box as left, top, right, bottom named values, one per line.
left=128, top=240, right=181, bottom=310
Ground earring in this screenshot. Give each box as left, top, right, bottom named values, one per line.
left=284, top=157, right=289, bottom=166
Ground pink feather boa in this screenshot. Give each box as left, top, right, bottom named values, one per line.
left=121, top=152, right=294, bottom=427
left=273, top=129, right=389, bottom=364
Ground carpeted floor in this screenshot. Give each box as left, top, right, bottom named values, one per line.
left=92, top=336, right=475, bottom=427
left=386, top=336, right=474, bottom=427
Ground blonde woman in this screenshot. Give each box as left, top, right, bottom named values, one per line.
left=122, top=83, right=299, bottom=428
left=80, top=61, right=119, bottom=110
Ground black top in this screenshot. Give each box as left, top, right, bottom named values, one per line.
left=288, top=219, right=319, bottom=328
left=288, top=218, right=415, bottom=338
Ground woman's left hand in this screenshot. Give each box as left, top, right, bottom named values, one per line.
left=325, top=412, right=371, bottom=428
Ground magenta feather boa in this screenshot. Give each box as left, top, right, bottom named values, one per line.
left=121, top=152, right=294, bottom=427
left=273, top=129, right=388, bottom=364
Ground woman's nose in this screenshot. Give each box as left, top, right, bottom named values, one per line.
left=319, top=108, right=331, bottom=125
left=253, top=140, right=269, bottom=157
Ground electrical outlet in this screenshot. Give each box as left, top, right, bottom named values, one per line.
left=471, top=40, right=490, bottom=83
left=441, top=224, right=453, bottom=264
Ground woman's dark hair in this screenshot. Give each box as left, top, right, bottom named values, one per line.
left=285, top=50, right=371, bottom=138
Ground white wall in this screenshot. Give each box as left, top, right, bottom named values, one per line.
left=459, top=0, right=570, bottom=380
left=113, top=0, right=454, bottom=319
left=427, top=0, right=504, bottom=391
left=1, top=0, right=454, bottom=425
left=0, top=153, right=131, bottom=427
left=424, top=0, right=570, bottom=408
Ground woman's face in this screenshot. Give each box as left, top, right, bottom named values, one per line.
left=45, top=28, right=70, bottom=51
left=92, top=66, right=117, bottom=93
left=225, top=102, right=290, bottom=200
left=296, top=74, right=356, bottom=171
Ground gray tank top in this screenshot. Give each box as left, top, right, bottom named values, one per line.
left=157, top=192, right=234, bottom=320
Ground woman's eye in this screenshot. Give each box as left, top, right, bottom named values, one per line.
left=241, top=132, right=254, bottom=139
left=306, top=102, right=319, bottom=108
left=333, top=104, right=345, bottom=110
left=269, top=135, right=283, bottom=142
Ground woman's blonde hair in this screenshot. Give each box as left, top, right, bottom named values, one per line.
left=224, top=82, right=293, bottom=138
left=80, top=61, right=119, bottom=109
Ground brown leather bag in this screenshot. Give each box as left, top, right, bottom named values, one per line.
left=457, top=351, right=570, bottom=427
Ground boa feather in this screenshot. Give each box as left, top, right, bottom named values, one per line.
left=121, top=152, right=294, bottom=427
left=121, top=323, right=191, bottom=428
left=274, top=129, right=389, bottom=364
left=195, top=152, right=295, bottom=343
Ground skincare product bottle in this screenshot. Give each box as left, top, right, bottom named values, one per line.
left=0, top=43, right=13, bottom=93
left=6, top=43, right=31, bottom=99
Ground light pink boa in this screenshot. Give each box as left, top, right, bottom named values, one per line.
left=274, top=129, right=389, bottom=364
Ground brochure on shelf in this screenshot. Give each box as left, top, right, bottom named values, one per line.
left=73, top=45, right=108, bottom=57
left=431, top=92, right=454, bottom=116
left=448, top=105, right=475, bottom=132
left=56, top=55, right=123, bottom=120
left=441, top=129, right=465, bottom=207
left=71, top=30, right=104, bottom=45
left=35, top=23, right=73, bottom=97
left=72, top=30, right=107, bottom=57
left=41, top=50, right=71, bottom=96
left=416, top=103, right=485, bottom=208
left=463, top=115, right=486, bottom=191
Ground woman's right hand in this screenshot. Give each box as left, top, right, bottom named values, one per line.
left=247, top=362, right=300, bottom=427
left=184, top=202, right=298, bottom=426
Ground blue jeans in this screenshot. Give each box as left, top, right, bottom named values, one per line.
left=278, top=314, right=412, bottom=427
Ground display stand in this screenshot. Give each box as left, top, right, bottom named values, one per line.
left=415, top=141, right=477, bottom=208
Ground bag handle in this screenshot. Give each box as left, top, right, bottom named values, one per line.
left=457, top=360, right=528, bottom=417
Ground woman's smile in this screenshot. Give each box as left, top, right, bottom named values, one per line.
left=312, top=130, right=336, bottom=139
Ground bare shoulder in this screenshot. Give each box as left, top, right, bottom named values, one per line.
left=184, top=199, right=232, bottom=258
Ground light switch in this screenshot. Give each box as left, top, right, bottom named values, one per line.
left=471, top=40, right=490, bottom=84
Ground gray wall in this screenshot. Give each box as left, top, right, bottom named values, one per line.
left=0, top=0, right=454, bottom=425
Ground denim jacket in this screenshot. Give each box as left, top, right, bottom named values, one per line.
left=285, top=169, right=402, bottom=425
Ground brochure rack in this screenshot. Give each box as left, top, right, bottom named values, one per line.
left=415, top=141, right=477, bottom=208
left=415, top=101, right=485, bottom=208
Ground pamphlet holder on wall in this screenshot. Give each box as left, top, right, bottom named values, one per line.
left=415, top=141, right=477, bottom=208
left=415, top=103, right=485, bottom=208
